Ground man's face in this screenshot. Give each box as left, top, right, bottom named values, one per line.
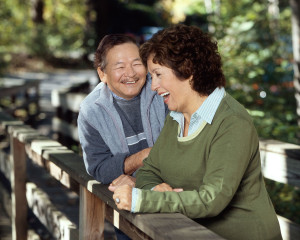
left=98, top=42, right=147, bottom=100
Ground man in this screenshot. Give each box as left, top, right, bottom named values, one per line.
left=78, top=34, right=167, bottom=192
left=78, top=34, right=167, bottom=239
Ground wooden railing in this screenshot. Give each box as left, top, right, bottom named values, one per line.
left=1, top=81, right=300, bottom=239
left=51, top=81, right=89, bottom=150
left=259, top=139, right=300, bottom=240
left=50, top=89, right=300, bottom=240
left=0, top=110, right=224, bottom=240
left=0, top=78, right=40, bottom=124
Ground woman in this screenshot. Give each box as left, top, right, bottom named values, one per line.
left=112, top=24, right=282, bottom=240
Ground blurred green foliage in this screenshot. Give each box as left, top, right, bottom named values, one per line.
left=265, top=178, right=300, bottom=224
left=0, top=0, right=90, bottom=72
left=214, top=0, right=299, bottom=144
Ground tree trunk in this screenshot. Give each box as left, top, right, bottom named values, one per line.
left=268, top=0, right=279, bottom=38
left=290, top=0, right=300, bottom=126
left=31, top=0, right=44, bottom=24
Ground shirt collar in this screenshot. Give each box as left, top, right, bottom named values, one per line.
left=170, top=87, right=225, bottom=125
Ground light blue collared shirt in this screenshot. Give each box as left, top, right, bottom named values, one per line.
left=131, top=87, right=225, bottom=212
left=170, top=87, right=225, bottom=137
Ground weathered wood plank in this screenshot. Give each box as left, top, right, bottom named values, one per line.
left=0, top=150, right=11, bottom=181
left=259, top=139, right=300, bottom=187
left=11, top=136, right=27, bottom=240
left=45, top=151, right=225, bottom=239
left=26, top=182, right=78, bottom=240
left=260, top=139, right=300, bottom=158
left=52, top=117, right=79, bottom=141
left=0, top=179, right=11, bottom=218
left=0, top=80, right=39, bottom=98
left=278, top=215, right=300, bottom=240
left=79, top=186, right=105, bottom=240
left=51, top=91, right=86, bottom=113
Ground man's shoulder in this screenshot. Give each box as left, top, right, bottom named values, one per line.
left=81, top=82, right=105, bottom=107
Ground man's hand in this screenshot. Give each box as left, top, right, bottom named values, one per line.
left=123, top=147, right=152, bottom=175
left=153, top=183, right=183, bottom=192
left=108, top=174, right=136, bottom=192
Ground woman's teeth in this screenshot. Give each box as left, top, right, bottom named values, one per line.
left=161, top=92, right=170, bottom=97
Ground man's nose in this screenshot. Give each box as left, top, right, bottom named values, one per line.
left=124, top=65, right=136, bottom=77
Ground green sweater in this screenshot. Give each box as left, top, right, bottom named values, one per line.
left=135, top=94, right=282, bottom=240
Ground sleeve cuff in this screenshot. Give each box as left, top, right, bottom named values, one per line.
left=131, top=188, right=142, bottom=213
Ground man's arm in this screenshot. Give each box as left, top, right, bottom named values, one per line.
left=124, top=147, right=151, bottom=175
left=78, top=112, right=151, bottom=184
left=78, top=112, right=128, bottom=184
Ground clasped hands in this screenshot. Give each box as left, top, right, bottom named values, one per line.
left=108, top=174, right=183, bottom=211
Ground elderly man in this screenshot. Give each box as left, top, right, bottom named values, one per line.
left=78, top=34, right=168, bottom=239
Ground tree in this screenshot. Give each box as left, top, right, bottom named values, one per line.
left=290, top=0, right=300, bottom=129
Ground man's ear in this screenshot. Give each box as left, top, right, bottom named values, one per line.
left=97, top=67, right=107, bottom=83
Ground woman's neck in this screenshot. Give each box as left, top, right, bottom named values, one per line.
left=183, top=94, right=208, bottom=124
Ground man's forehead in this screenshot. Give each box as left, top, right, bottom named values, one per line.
left=107, top=58, right=142, bottom=67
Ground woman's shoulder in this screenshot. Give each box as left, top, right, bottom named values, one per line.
left=216, top=93, right=254, bottom=124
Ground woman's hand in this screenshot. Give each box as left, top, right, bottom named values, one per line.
left=113, top=185, right=133, bottom=211
left=153, top=183, right=183, bottom=192
left=108, top=174, right=136, bottom=192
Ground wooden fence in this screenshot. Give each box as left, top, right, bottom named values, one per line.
left=0, top=78, right=40, bottom=124
left=0, top=110, right=224, bottom=240
left=1, top=81, right=300, bottom=239
left=49, top=88, right=300, bottom=240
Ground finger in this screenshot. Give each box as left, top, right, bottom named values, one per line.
left=111, top=176, right=121, bottom=186
left=108, top=185, right=116, bottom=192
left=173, top=188, right=183, bottom=192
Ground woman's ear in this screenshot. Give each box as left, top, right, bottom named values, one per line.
left=188, top=75, right=194, bottom=87
left=97, top=67, right=107, bottom=83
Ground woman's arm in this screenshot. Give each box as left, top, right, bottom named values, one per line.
left=131, top=116, right=260, bottom=218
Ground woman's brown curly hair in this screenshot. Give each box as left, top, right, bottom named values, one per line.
left=139, top=24, right=226, bottom=95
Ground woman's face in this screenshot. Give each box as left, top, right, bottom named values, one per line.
left=147, top=55, right=193, bottom=114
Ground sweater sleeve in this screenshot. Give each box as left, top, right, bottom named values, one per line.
left=134, top=115, right=259, bottom=218
left=135, top=116, right=171, bottom=190
left=78, top=111, right=128, bottom=184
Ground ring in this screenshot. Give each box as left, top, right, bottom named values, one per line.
left=115, top=198, right=120, bottom=204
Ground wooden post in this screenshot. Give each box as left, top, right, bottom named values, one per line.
left=79, top=185, right=105, bottom=240
left=35, top=82, right=40, bottom=116
left=10, top=135, right=27, bottom=240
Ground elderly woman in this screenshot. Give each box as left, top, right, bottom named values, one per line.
left=112, top=24, right=282, bottom=240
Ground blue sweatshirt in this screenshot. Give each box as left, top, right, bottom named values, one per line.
left=78, top=77, right=167, bottom=184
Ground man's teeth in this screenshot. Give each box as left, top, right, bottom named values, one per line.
left=124, top=80, right=137, bottom=84
left=161, top=92, right=170, bottom=97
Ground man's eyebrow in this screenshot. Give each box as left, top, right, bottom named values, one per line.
left=113, top=61, right=124, bottom=66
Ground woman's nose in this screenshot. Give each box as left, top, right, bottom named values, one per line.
left=151, top=77, right=159, bottom=91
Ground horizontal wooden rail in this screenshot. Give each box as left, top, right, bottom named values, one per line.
left=0, top=78, right=40, bottom=122
left=260, top=139, right=300, bottom=188
left=0, top=111, right=224, bottom=240
left=2, top=106, right=300, bottom=240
